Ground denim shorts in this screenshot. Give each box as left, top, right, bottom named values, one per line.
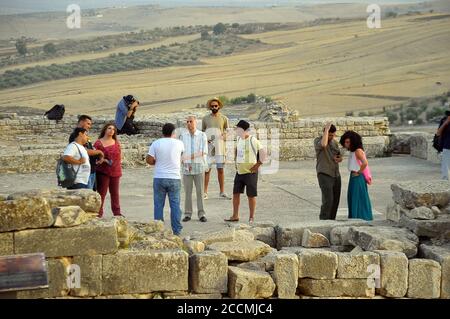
left=207, top=155, right=225, bottom=169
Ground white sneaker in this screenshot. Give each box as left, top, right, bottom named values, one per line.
left=203, top=193, right=209, bottom=200
left=219, top=192, right=231, bottom=200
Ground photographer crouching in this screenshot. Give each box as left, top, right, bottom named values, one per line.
left=115, top=95, right=140, bottom=135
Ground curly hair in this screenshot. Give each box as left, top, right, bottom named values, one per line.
left=99, top=122, right=118, bottom=141
left=339, top=130, right=364, bottom=152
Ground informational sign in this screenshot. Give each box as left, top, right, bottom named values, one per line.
left=0, top=253, right=49, bottom=292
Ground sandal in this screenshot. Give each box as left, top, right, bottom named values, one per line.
left=224, top=217, right=240, bottom=222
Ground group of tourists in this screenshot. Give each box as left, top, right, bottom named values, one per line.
left=61, top=96, right=265, bottom=235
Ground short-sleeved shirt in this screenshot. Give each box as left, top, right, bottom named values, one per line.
left=236, top=135, right=263, bottom=175
left=314, top=136, right=341, bottom=178
left=202, top=113, right=229, bottom=156
left=148, top=138, right=185, bottom=179
left=69, top=131, right=96, bottom=173
left=115, top=99, right=128, bottom=130
left=179, top=130, right=208, bottom=175
left=63, top=142, right=91, bottom=185
left=438, top=118, right=450, bottom=150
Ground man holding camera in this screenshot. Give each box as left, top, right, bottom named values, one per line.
left=436, top=110, right=450, bottom=180
left=315, top=123, right=342, bottom=220
left=115, top=95, right=140, bottom=135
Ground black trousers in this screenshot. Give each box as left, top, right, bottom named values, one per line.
left=118, top=118, right=139, bottom=135
left=317, top=173, right=341, bottom=220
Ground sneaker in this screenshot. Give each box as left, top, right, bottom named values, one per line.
left=219, top=192, right=231, bottom=200
left=199, top=216, right=207, bottom=222
left=203, top=193, right=209, bottom=200
left=183, top=216, right=191, bottom=222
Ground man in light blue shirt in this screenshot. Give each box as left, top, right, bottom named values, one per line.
left=179, top=115, right=208, bottom=222
left=115, top=95, right=139, bottom=135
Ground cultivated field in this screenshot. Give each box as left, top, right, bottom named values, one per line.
left=0, top=13, right=449, bottom=117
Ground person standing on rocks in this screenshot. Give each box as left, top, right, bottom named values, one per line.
left=436, top=110, right=450, bottom=180
left=69, top=115, right=104, bottom=190
left=180, top=115, right=208, bottom=223
left=340, top=130, right=373, bottom=221
left=225, top=120, right=266, bottom=224
left=115, top=95, right=140, bottom=135
left=146, top=123, right=185, bottom=236
left=314, top=123, right=343, bottom=220
left=202, top=97, right=231, bottom=200
left=63, top=127, right=91, bottom=190
left=94, top=123, right=124, bottom=218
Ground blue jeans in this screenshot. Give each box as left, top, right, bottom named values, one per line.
left=441, top=149, right=450, bottom=180
left=87, top=172, right=96, bottom=190
left=153, top=178, right=183, bottom=235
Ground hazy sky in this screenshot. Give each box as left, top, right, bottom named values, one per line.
left=0, top=0, right=427, bottom=14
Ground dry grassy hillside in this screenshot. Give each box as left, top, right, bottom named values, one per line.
left=0, top=13, right=449, bottom=117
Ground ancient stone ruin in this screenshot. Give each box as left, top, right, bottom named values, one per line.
left=1, top=181, right=448, bottom=299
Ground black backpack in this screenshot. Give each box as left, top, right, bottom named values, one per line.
left=433, top=134, right=443, bottom=153
left=44, top=104, right=65, bottom=120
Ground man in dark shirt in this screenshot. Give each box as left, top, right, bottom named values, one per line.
left=314, top=123, right=343, bottom=220
left=69, top=115, right=104, bottom=190
left=436, top=111, right=450, bottom=180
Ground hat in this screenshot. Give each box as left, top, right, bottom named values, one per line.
left=207, top=97, right=223, bottom=109
left=123, top=95, right=138, bottom=105
left=236, top=120, right=250, bottom=131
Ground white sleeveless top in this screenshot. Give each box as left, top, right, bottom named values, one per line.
left=348, top=152, right=360, bottom=172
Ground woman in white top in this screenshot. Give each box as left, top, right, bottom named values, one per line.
left=63, top=127, right=91, bottom=189
left=339, top=131, right=373, bottom=221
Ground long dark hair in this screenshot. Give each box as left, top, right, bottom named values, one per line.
left=99, top=122, right=118, bottom=141
left=339, top=130, right=364, bottom=152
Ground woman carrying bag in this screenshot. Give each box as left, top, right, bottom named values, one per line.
left=339, top=131, right=373, bottom=221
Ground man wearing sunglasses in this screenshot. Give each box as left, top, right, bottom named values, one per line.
left=201, top=98, right=231, bottom=200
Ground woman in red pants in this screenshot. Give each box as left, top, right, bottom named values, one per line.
left=94, top=123, right=124, bottom=218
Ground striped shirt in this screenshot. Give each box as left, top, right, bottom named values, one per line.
left=179, top=129, right=208, bottom=175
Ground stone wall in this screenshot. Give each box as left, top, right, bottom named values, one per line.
left=0, top=114, right=391, bottom=173
left=389, top=132, right=441, bottom=164
left=1, top=183, right=448, bottom=299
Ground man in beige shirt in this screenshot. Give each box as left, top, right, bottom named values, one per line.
left=202, top=97, right=230, bottom=200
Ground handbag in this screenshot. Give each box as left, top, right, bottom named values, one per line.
left=56, top=143, right=82, bottom=188
left=356, top=151, right=372, bottom=185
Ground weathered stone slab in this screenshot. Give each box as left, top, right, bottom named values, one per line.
left=234, top=229, right=255, bottom=242
left=284, top=247, right=337, bottom=279
left=102, top=250, right=188, bottom=294
left=399, top=214, right=450, bottom=238
left=70, top=255, right=102, bottom=297
left=276, top=220, right=368, bottom=249
left=419, top=244, right=450, bottom=299
left=391, top=181, right=450, bottom=209
left=194, top=228, right=235, bottom=245
left=95, top=294, right=153, bottom=299
left=0, top=233, right=14, bottom=256
left=407, top=259, right=441, bottom=299
left=237, top=251, right=278, bottom=272
left=14, top=220, right=119, bottom=257
left=0, top=197, right=53, bottom=232
left=298, top=278, right=375, bottom=297
left=330, top=226, right=352, bottom=246
left=228, top=266, right=275, bottom=299
left=348, top=226, right=419, bottom=258
left=7, top=189, right=101, bottom=213
left=248, top=227, right=276, bottom=247
left=52, top=206, right=92, bottom=227
left=189, top=251, right=228, bottom=294
left=336, top=252, right=380, bottom=279
left=274, top=253, right=299, bottom=299
left=207, top=240, right=271, bottom=262
left=302, top=229, right=330, bottom=248
left=14, top=258, right=70, bottom=299
left=183, top=240, right=205, bottom=255
left=374, top=250, right=408, bottom=298
left=405, top=206, right=436, bottom=220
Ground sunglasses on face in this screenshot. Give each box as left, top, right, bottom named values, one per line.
left=211, top=105, right=219, bottom=108
left=186, top=120, right=194, bottom=123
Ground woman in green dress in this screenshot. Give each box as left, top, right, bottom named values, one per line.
left=339, top=131, right=373, bottom=221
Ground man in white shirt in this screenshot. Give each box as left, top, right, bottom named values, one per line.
left=63, top=127, right=91, bottom=189
left=179, top=115, right=208, bottom=222
left=146, top=123, right=185, bottom=236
